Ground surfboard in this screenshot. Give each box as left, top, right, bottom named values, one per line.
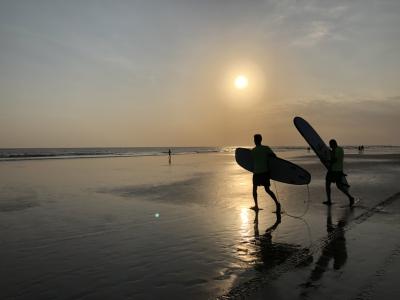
left=235, top=148, right=311, bottom=185
left=293, top=116, right=349, bottom=189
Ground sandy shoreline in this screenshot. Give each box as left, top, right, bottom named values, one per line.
left=1, top=151, right=399, bottom=299
left=221, top=192, right=400, bottom=299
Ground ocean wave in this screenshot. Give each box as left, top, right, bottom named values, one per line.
left=0, top=147, right=220, bottom=161
left=1, top=145, right=399, bottom=161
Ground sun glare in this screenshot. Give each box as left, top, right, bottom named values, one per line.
left=234, top=75, right=248, bottom=89
left=223, top=63, right=266, bottom=105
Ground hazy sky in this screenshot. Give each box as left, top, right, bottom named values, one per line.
left=1, top=0, right=399, bottom=147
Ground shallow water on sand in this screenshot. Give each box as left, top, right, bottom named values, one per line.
left=1, top=151, right=399, bottom=299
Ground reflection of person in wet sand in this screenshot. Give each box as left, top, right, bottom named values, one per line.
left=252, top=211, right=311, bottom=272
left=253, top=210, right=281, bottom=240
left=301, top=206, right=350, bottom=291
left=251, top=134, right=281, bottom=212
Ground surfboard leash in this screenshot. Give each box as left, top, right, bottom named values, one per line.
left=273, top=181, right=311, bottom=219
left=272, top=182, right=313, bottom=247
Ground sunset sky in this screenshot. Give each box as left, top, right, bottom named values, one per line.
left=1, top=0, right=399, bottom=147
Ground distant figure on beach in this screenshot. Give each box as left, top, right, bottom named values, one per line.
left=251, top=134, right=281, bottom=212
left=358, top=145, right=365, bottom=154
left=168, top=149, right=172, bottom=164
left=307, top=147, right=311, bottom=152
left=325, top=139, right=355, bottom=206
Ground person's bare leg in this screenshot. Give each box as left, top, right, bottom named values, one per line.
left=324, top=180, right=332, bottom=205
left=265, top=186, right=281, bottom=213
left=337, top=183, right=355, bottom=206
left=252, top=185, right=259, bottom=210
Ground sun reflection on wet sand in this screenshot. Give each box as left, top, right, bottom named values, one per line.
left=240, top=207, right=249, bottom=225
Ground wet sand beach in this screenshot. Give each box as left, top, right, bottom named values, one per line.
left=2, top=1, right=400, bottom=300
left=1, top=150, right=399, bottom=299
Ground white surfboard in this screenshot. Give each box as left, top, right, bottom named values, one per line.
left=235, top=148, right=311, bottom=185
left=293, top=116, right=350, bottom=189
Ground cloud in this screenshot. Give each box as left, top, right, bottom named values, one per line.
left=284, top=96, right=400, bottom=145
left=291, top=21, right=331, bottom=47
left=258, top=1, right=351, bottom=47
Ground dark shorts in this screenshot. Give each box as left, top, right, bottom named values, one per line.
left=326, top=171, right=343, bottom=183
left=253, top=172, right=271, bottom=187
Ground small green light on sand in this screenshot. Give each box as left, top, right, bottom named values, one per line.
left=155, top=213, right=160, bottom=218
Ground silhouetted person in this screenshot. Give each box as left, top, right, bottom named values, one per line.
left=251, top=134, right=280, bottom=212
left=168, top=149, right=171, bottom=164
left=324, top=139, right=354, bottom=206
left=307, top=146, right=311, bottom=152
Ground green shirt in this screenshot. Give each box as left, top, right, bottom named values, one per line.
left=251, top=145, right=275, bottom=174
left=330, top=146, right=344, bottom=171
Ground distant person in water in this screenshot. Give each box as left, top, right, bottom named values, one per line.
left=168, top=149, right=172, bottom=164
left=251, top=134, right=281, bottom=212
left=325, top=139, right=355, bottom=206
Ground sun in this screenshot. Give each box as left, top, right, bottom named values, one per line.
left=234, top=75, right=248, bottom=89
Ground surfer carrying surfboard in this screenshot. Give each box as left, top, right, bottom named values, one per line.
left=251, top=134, right=281, bottom=212
left=325, top=139, right=355, bottom=206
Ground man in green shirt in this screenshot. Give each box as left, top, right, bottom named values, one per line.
left=251, top=134, right=281, bottom=213
left=325, top=139, right=355, bottom=206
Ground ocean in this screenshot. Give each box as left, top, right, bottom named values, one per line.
left=1, top=146, right=400, bottom=299
left=1, top=145, right=399, bottom=161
